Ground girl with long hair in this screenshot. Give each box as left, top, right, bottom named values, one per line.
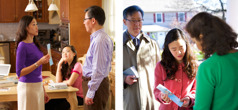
left=154, top=28, right=197, bottom=110
left=45, top=45, right=83, bottom=110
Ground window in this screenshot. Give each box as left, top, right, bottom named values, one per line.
left=156, top=13, right=163, bottom=23
left=178, top=12, right=185, bottom=22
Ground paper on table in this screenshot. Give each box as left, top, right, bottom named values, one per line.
left=0, top=81, right=15, bottom=87
left=156, top=84, right=183, bottom=107
left=123, top=66, right=139, bottom=78
left=47, top=43, right=53, bottom=66
left=0, top=87, right=10, bottom=91
left=48, top=80, right=67, bottom=90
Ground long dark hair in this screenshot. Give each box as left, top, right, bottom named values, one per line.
left=61, top=45, right=78, bottom=80
left=185, top=12, right=238, bottom=59
left=16, top=15, right=41, bottom=51
left=161, top=28, right=197, bottom=80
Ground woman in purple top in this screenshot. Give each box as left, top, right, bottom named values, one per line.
left=45, top=45, right=84, bottom=110
left=16, top=15, right=50, bottom=110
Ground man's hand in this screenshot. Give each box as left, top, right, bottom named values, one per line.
left=85, top=96, right=94, bottom=105
left=181, top=96, right=190, bottom=107
left=125, top=75, right=137, bottom=85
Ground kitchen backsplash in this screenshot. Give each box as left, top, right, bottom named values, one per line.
left=0, top=23, right=59, bottom=41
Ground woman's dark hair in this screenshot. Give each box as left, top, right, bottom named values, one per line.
left=85, top=5, right=105, bottom=26
left=16, top=15, right=41, bottom=51
left=61, top=45, right=78, bottom=80
left=123, top=5, right=144, bottom=19
left=161, top=28, right=197, bottom=80
left=185, top=12, right=238, bottom=59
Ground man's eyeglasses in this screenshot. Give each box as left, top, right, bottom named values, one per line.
left=84, top=18, right=92, bottom=21
left=126, top=19, right=144, bottom=23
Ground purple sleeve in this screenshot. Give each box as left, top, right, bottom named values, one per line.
left=16, top=43, right=26, bottom=77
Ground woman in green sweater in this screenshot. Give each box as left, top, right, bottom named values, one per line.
left=185, top=12, right=238, bottom=110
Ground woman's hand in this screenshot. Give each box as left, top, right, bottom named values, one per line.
left=44, top=91, right=50, bottom=103
left=38, top=54, right=50, bottom=65
left=43, top=86, right=50, bottom=103
left=161, top=92, right=172, bottom=103
left=180, top=96, right=190, bottom=107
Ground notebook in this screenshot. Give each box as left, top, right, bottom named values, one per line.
left=0, top=64, right=11, bottom=76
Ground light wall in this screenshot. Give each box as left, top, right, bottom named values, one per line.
left=102, top=0, right=115, bottom=41
left=104, top=0, right=124, bottom=109
left=226, top=0, right=238, bottom=33
left=69, top=0, right=101, bottom=57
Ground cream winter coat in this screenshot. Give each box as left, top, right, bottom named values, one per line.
left=123, top=30, right=161, bottom=110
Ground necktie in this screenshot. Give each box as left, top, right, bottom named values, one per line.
left=133, top=38, right=140, bottom=50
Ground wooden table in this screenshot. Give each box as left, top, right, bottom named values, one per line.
left=0, top=71, right=79, bottom=110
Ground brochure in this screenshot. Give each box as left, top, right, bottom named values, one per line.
left=156, top=84, right=183, bottom=107
left=47, top=43, right=54, bottom=66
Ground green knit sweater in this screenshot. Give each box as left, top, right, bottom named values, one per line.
left=194, top=52, right=238, bottom=110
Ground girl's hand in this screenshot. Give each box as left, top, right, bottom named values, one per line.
left=161, top=92, right=172, bottom=103
left=63, top=80, right=68, bottom=85
left=58, top=58, right=66, bottom=66
left=39, top=54, right=50, bottom=65
left=180, top=96, right=190, bottom=107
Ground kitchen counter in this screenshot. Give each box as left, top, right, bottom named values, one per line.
left=0, top=41, right=15, bottom=43
left=0, top=40, right=61, bottom=53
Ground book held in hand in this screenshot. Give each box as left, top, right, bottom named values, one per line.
left=123, top=66, right=139, bottom=78
left=156, top=84, right=184, bottom=107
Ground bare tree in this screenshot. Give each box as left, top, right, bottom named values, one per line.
left=219, top=0, right=226, bottom=20
left=166, top=0, right=198, bottom=11
left=166, top=0, right=227, bottom=20
left=195, top=0, right=227, bottom=20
